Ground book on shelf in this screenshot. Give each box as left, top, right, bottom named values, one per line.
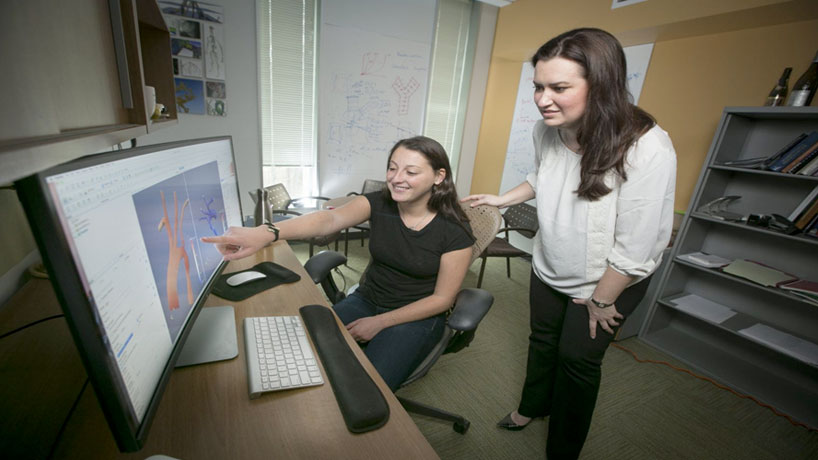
left=780, top=279, right=818, bottom=295
left=806, top=214, right=818, bottom=237
left=779, top=280, right=818, bottom=306
left=760, top=132, right=808, bottom=170
left=781, top=139, right=818, bottom=173
left=797, top=153, right=818, bottom=175
left=788, top=185, right=818, bottom=221
left=767, top=131, right=818, bottom=172
left=795, top=195, right=818, bottom=230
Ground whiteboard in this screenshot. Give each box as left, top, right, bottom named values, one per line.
left=317, top=0, right=436, bottom=198
left=499, top=43, right=655, bottom=198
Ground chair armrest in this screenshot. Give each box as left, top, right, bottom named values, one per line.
left=447, top=288, right=494, bottom=332
left=290, top=196, right=331, bottom=207
left=499, top=226, right=537, bottom=239
left=273, top=209, right=302, bottom=216
left=303, top=250, right=347, bottom=284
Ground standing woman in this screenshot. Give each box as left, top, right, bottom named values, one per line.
left=462, top=28, right=676, bottom=459
left=204, top=136, right=475, bottom=392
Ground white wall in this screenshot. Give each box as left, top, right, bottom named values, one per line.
left=140, top=0, right=261, bottom=220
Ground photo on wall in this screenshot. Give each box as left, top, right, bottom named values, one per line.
left=204, top=23, right=225, bottom=80
left=175, top=78, right=205, bottom=115
left=207, top=98, right=226, bottom=117
left=158, top=0, right=224, bottom=23
left=171, top=38, right=202, bottom=59
left=168, top=17, right=202, bottom=39
left=178, top=58, right=204, bottom=78
left=163, top=0, right=226, bottom=116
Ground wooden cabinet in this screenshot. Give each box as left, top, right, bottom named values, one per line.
left=0, top=0, right=176, bottom=185
left=640, top=107, right=818, bottom=427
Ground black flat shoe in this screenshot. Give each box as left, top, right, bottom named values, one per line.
left=497, top=412, right=530, bottom=431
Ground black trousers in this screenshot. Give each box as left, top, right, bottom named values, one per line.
left=518, top=270, right=650, bottom=460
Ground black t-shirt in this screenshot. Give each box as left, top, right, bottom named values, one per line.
left=355, top=192, right=474, bottom=310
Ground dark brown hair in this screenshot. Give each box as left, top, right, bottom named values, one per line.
left=531, top=28, right=655, bottom=200
left=384, top=136, right=473, bottom=238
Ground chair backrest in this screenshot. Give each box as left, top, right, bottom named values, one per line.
left=461, top=203, right=503, bottom=264
left=263, top=183, right=292, bottom=211
left=502, top=202, right=538, bottom=239
left=247, top=183, right=293, bottom=209
left=361, top=179, right=387, bottom=194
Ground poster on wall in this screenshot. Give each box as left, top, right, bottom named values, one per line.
left=159, top=0, right=226, bottom=117
left=175, top=78, right=205, bottom=115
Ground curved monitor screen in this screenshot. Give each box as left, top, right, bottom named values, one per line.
left=16, top=136, right=242, bottom=451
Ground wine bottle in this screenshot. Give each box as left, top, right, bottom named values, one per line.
left=786, top=51, right=818, bottom=106
left=764, top=67, right=792, bottom=106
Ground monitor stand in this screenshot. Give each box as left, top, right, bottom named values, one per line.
left=175, top=306, right=239, bottom=367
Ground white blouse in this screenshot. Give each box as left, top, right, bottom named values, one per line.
left=525, top=122, right=677, bottom=298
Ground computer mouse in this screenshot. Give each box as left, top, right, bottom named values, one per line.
left=226, top=270, right=267, bottom=287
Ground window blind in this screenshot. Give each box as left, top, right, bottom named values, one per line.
left=257, top=0, right=317, bottom=167
left=424, top=0, right=477, bottom=175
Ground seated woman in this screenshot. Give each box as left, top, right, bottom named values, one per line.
left=203, top=136, right=475, bottom=391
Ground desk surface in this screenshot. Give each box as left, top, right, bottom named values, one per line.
left=0, top=242, right=438, bottom=459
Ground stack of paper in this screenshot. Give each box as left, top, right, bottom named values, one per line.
left=739, top=324, right=818, bottom=366
left=678, top=252, right=732, bottom=268
left=670, top=294, right=736, bottom=324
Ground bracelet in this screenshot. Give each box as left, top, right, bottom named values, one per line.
left=590, top=298, right=614, bottom=308
left=264, top=222, right=280, bottom=242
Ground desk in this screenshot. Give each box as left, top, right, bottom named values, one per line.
left=0, top=242, right=438, bottom=459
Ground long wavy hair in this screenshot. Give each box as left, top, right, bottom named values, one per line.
left=384, top=136, right=473, bottom=238
left=531, top=28, right=655, bottom=200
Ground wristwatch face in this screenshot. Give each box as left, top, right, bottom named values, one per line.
left=592, top=298, right=613, bottom=308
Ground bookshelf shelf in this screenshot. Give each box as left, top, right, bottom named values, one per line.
left=657, top=296, right=817, bottom=368
left=710, top=164, right=818, bottom=182
left=671, top=258, right=817, bottom=308
left=640, top=107, right=818, bottom=428
left=689, top=213, right=818, bottom=246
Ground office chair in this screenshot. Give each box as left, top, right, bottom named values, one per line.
left=249, top=183, right=338, bottom=257
left=342, top=179, right=387, bottom=256
left=303, top=203, right=502, bottom=433
left=477, top=202, right=538, bottom=288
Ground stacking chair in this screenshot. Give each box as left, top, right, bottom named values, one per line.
left=249, top=183, right=337, bottom=257
left=477, top=202, right=538, bottom=288
left=303, top=203, right=502, bottom=433
left=342, top=179, right=387, bottom=256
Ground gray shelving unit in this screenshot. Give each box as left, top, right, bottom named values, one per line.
left=639, top=106, right=818, bottom=428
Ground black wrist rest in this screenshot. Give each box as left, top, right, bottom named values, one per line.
left=299, top=304, right=390, bottom=433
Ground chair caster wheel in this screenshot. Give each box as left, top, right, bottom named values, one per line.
left=453, top=420, right=470, bottom=434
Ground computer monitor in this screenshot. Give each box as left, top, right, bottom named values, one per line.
left=15, top=136, right=243, bottom=452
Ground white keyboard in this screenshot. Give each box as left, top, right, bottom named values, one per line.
left=244, top=316, right=324, bottom=399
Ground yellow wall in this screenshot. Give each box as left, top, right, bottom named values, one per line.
left=472, top=0, right=818, bottom=211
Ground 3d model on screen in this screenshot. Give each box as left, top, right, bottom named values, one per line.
left=158, top=190, right=193, bottom=311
